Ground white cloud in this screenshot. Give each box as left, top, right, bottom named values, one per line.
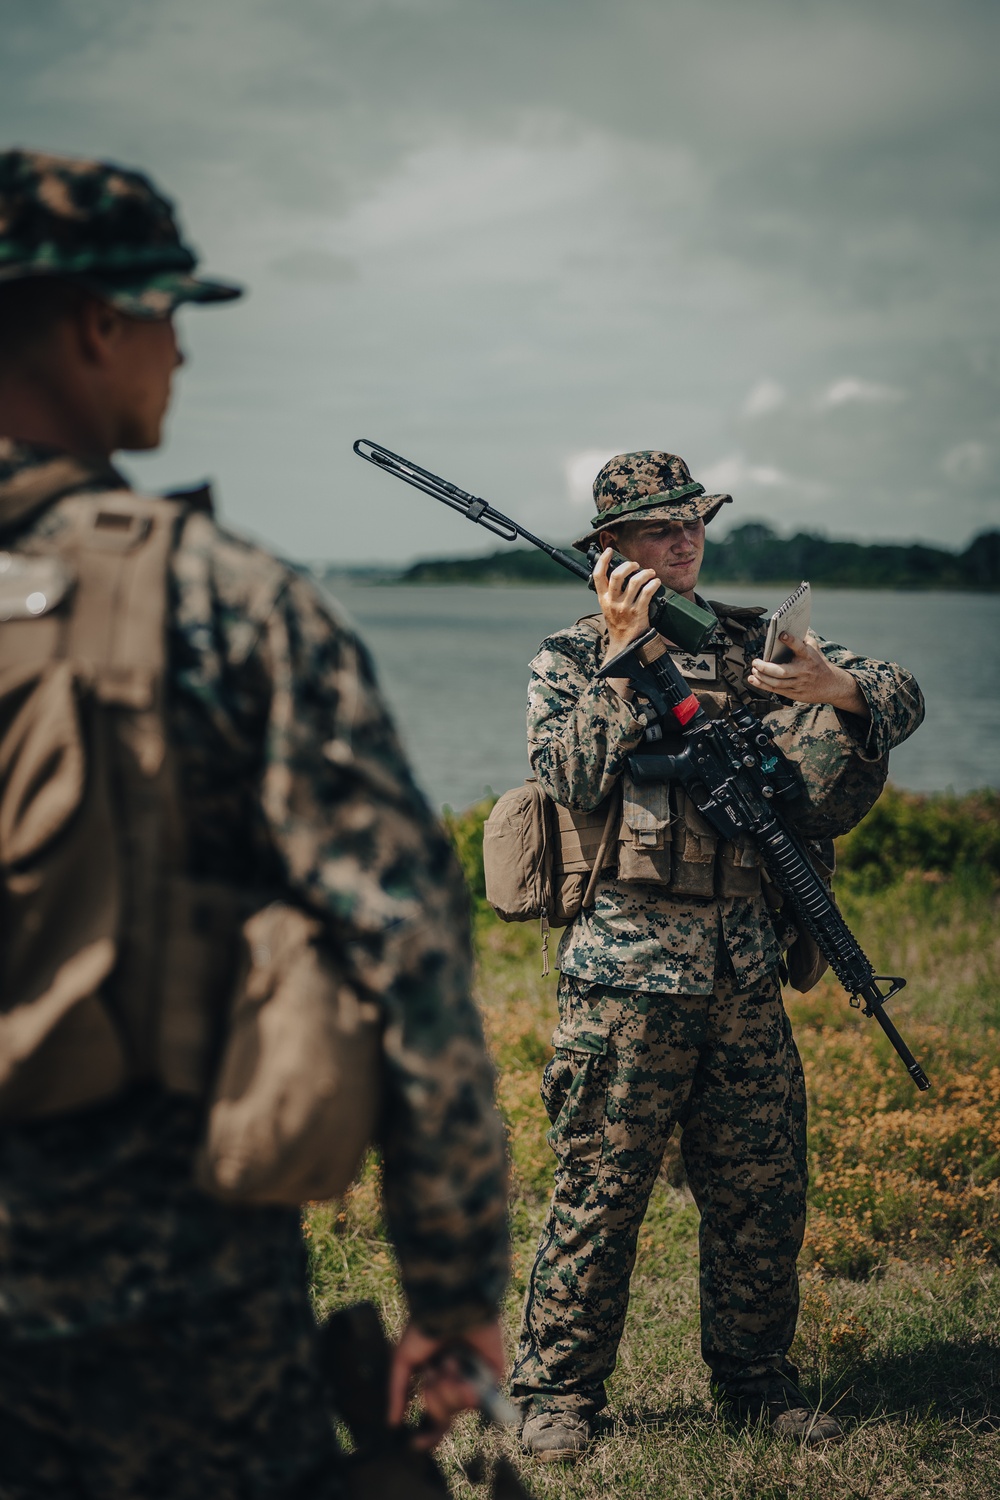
left=342, top=128, right=615, bottom=255
left=565, top=449, right=618, bottom=507
left=941, top=441, right=991, bottom=483
left=818, top=377, right=905, bottom=410
left=698, top=454, right=832, bottom=506
left=742, top=379, right=787, bottom=419
left=699, top=455, right=792, bottom=492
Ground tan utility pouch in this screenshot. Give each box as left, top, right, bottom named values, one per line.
left=196, top=903, right=382, bottom=1205
left=618, top=774, right=673, bottom=884
left=484, top=780, right=618, bottom=926
left=483, top=779, right=618, bottom=972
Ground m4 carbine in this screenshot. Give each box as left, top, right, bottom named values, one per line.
left=352, top=439, right=717, bottom=656
left=600, top=629, right=930, bottom=1091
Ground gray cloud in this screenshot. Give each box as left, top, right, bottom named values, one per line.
left=1, top=0, right=997, bottom=559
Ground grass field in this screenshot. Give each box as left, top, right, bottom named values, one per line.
left=307, top=791, right=1000, bottom=1498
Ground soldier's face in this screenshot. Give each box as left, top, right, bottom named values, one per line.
left=605, top=517, right=706, bottom=599
left=111, top=313, right=183, bottom=451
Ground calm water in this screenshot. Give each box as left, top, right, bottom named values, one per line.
left=329, top=584, right=1000, bottom=811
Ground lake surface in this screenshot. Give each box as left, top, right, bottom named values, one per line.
left=328, top=583, right=1000, bottom=811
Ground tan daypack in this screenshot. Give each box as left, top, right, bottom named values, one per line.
left=0, top=480, right=378, bottom=1202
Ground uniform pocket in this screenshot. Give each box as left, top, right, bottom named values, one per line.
left=542, top=1015, right=610, bottom=1179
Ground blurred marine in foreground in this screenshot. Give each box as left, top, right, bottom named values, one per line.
left=0, top=150, right=508, bottom=1498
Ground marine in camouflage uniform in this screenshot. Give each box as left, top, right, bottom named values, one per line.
left=0, top=152, right=508, bottom=1498
left=511, top=451, right=924, bottom=1452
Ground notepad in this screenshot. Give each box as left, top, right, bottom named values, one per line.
left=763, top=581, right=811, bottom=663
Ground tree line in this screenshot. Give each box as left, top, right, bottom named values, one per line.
left=398, top=523, right=1000, bottom=589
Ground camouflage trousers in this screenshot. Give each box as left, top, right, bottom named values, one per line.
left=0, top=1279, right=343, bottom=1500
left=511, top=964, right=807, bottom=1418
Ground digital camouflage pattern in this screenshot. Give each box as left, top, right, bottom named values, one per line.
left=528, top=602, right=924, bottom=993
left=0, top=149, right=240, bottom=315
left=0, top=1255, right=342, bottom=1499
left=516, top=593, right=923, bottom=1414
left=511, top=966, right=807, bottom=1418
left=573, top=450, right=733, bottom=551
left=0, top=441, right=509, bottom=1344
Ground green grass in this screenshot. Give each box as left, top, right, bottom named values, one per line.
left=307, top=792, right=1000, bottom=1498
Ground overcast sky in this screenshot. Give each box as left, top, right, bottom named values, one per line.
left=3, top=0, right=999, bottom=562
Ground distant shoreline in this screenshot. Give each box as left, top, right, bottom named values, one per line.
left=319, top=575, right=997, bottom=593
left=314, top=519, right=999, bottom=593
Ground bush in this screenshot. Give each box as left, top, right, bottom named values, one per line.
left=836, top=786, right=1000, bottom=891
left=442, top=795, right=495, bottom=910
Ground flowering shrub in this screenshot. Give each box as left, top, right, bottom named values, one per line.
left=792, top=987, right=1000, bottom=1277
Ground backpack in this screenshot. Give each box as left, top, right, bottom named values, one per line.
left=0, top=482, right=377, bottom=1202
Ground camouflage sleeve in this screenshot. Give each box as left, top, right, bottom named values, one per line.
left=811, top=633, right=925, bottom=760
left=528, top=625, right=648, bottom=810
left=257, top=571, right=509, bottom=1336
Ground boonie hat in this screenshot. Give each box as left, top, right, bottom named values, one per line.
left=0, top=149, right=242, bottom=317
left=573, top=450, right=732, bottom=552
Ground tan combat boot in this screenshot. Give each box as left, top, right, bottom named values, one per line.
left=720, top=1388, right=843, bottom=1446
left=520, top=1411, right=592, bottom=1462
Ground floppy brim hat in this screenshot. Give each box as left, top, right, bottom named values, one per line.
left=78, top=268, right=243, bottom=318
left=572, top=486, right=732, bottom=552
left=0, top=149, right=243, bottom=318
left=0, top=263, right=243, bottom=318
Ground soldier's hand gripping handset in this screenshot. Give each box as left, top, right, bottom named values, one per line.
left=323, top=1302, right=532, bottom=1499
left=590, top=546, right=661, bottom=658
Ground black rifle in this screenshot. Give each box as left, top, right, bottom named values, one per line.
left=599, top=629, right=929, bottom=1091
left=353, top=439, right=716, bottom=656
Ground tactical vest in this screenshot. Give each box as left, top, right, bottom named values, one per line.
left=580, top=610, right=766, bottom=899
left=0, top=482, right=242, bottom=1119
